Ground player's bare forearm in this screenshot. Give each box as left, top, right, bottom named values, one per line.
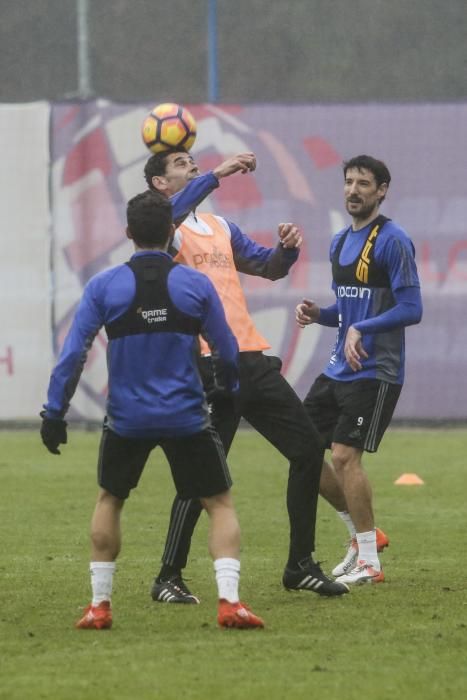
left=213, top=153, right=256, bottom=179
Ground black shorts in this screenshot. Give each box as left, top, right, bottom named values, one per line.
left=97, top=424, right=232, bottom=500
left=199, top=352, right=324, bottom=462
left=303, top=374, right=402, bottom=453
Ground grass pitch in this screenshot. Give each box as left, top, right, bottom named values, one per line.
left=1, top=427, right=466, bottom=700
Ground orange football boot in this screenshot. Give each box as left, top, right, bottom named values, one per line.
left=76, top=601, right=112, bottom=630
left=217, top=600, right=264, bottom=629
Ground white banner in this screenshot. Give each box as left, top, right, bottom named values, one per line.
left=0, top=102, right=52, bottom=420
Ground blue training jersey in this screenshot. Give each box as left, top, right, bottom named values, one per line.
left=43, top=251, right=239, bottom=438
left=324, top=217, right=421, bottom=384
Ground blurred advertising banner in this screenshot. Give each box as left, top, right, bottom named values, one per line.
left=3, top=101, right=466, bottom=422
left=0, top=102, right=51, bottom=420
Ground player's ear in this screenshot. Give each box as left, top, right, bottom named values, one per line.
left=126, top=226, right=133, bottom=241
left=151, top=175, right=168, bottom=193
left=377, top=182, right=388, bottom=200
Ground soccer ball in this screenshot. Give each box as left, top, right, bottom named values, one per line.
left=141, top=103, right=197, bottom=154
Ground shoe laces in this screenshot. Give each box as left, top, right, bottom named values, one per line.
left=354, top=560, right=379, bottom=573
left=167, top=575, right=194, bottom=596
left=238, top=602, right=252, bottom=613
left=165, top=577, right=185, bottom=591
left=82, top=602, right=109, bottom=618
left=299, top=558, right=326, bottom=576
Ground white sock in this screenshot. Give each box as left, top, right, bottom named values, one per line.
left=356, top=530, right=380, bottom=569
left=90, top=561, right=116, bottom=605
left=214, top=558, right=240, bottom=603
left=337, top=511, right=357, bottom=539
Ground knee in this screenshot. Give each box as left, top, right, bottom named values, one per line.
left=287, top=429, right=324, bottom=465
left=291, top=441, right=325, bottom=471
left=331, top=445, right=361, bottom=475
left=203, top=491, right=238, bottom=523
left=201, top=489, right=234, bottom=514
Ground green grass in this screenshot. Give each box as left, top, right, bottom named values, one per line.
left=1, top=428, right=466, bottom=700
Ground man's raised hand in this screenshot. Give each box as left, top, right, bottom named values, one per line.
left=278, top=223, right=302, bottom=249
left=213, top=153, right=256, bottom=179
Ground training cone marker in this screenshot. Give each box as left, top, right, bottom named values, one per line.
left=394, top=473, right=425, bottom=485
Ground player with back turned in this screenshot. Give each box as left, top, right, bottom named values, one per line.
left=296, top=155, right=423, bottom=584
left=40, top=190, right=264, bottom=630
left=144, top=147, right=350, bottom=603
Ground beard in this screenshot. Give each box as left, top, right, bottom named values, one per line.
left=345, top=199, right=377, bottom=222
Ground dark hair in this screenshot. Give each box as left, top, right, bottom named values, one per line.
left=144, top=146, right=188, bottom=190
left=343, top=155, right=391, bottom=188
left=126, top=190, right=173, bottom=248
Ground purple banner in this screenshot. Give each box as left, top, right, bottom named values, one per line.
left=50, top=102, right=467, bottom=420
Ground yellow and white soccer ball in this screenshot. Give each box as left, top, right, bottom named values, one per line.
left=141, top=102, right=197, bottom=154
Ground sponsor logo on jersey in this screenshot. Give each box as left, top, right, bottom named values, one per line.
left=356, top=223, right=380, bottom=283
left=192, top=247, right=232, bottom=269
left=337, top=286, right=372, bottom=299
left=137, top=307, right=168, bottom=323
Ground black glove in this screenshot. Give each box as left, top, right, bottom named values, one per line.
left=199, top=355, right=239, bottom=399
left=40, top=411, right=68, bottom=455
left=206, top=382, right=237, bottom=404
